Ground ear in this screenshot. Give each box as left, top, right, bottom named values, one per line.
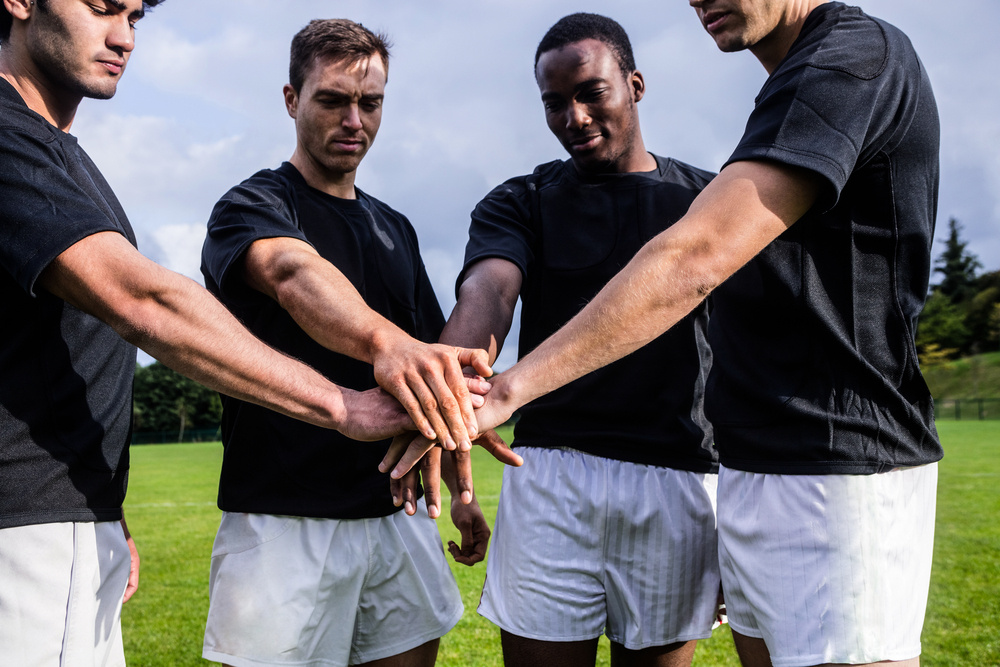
left=282, top=83, right=298, bottom=119
left=4, top=0, right=34, bottom=22
left=631, top=69, right=646, bottom=103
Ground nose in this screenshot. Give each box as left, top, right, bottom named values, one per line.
left=343, top=104, right=363, bottom=130
left=565, top=103, right=591, bottom=129
left=107, top=16, right=135, bottom=53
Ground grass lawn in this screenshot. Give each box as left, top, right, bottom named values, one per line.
left=121, top=421, right=998, bottom=666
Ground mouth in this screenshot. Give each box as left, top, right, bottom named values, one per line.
left=567, top=134, right=602, bottom=151
left=331, top=138, right=365, bottom=152
left=99, top=59, right=125, bottom=75
left=701, top=10, right=730, bottom=34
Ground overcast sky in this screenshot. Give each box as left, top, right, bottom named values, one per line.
left=70, top=1, right=1000, bottom=369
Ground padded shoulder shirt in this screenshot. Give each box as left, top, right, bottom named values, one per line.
left=0, top=79, right=136, bottom=529
left=201, top=163, right=443, bottom=519
left=462, top=155, right=717, bottom=472
left=708, top=2, right=943, bottom=473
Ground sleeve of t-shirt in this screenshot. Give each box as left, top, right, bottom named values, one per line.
left=201, top=173, right=310, bottom=299
left=457, top=176, right=536, bottom=296
left=0, top=126, right=125, bottom=296
left=725, top=37, right=906, bottom=211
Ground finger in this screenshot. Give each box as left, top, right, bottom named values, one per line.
left=465, top=374, right=492, bottom=396
left=400, top=467, right=419, bottom=516
left=423, top=357, right=477, bottom=446
left=474, top=429, right=523, bottom=467
left=380, top=433, right=417, bottom=474
left=451, top=448, right=474, bottom=505
left=388, top=381, right=437, bottom=441
left=390, top=475, right=402, bottom=507
left=456, top=346, right=493, bottom=378
left=409, top=375, right=460, bottom=451
left=421, top=448, right=442, bottom=519
left=390, top=434, right=437, bottom=479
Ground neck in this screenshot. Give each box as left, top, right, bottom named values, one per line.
left=0, top=51, right=81, bottom=131
left=288, top=150, right=357, bottom=199
left=750, top=0, right=828, bottom=74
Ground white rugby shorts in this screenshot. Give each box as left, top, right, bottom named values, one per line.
left=717, top=463, right=938, bottom=667
left=0, top=520, right=131, bottom=667
left=479, top=446, right=721, bottom=649
left=202, top=502, right=463, bottom=666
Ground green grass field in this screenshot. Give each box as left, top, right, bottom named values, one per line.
left=121, top=422, right=999, bottom=666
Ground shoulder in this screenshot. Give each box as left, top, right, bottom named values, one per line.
left=218, top=167, right=295, bottom=209
left=478, top=159, right=566, bottom=205
left=652, top=154, right=716, bottom=189
left=777, top=3, right=893, bottom=82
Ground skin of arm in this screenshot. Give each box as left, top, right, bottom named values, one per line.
left=476, top=160, right=821, bottom=430
left=119, top=514, right=139, bottom=603
left=385, top=159, right=821, bottom=478
left=242, top=235, right=492, bottom=450
left=382, top=258, right=525, bottom=500
left=39, top=231, right=411, bottom=442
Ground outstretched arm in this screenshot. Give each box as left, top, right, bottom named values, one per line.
left=39, top=231, right=410, bottom=441
left=242, top=236, right=491, bottom=450
left=474, top=160, right=820, bottom=432
left=388, top=161, right=817, bottom=477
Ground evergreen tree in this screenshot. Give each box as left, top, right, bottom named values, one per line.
left=933, top=218, right=981, bottom=303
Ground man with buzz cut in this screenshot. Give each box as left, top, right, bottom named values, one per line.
left=199, top=18, right=519, bottom=667
left=0, top=1, right=492, bottom=665
left=391, top=1, right=943, bottom=666
left=434, top=13, right=720, bottom=667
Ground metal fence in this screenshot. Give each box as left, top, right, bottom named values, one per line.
left=934, top=398, right=1000, bottom=421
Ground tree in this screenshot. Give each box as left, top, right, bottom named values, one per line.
left=916, top=289, right=969, bottom=360
left=933, top=218, right=982, bottom=304
left=133, top=362, right=222, bottom=439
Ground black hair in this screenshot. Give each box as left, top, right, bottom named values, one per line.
left=535, top=12, right=636, bottom=79
left=1, top=0, right=166, bottom=43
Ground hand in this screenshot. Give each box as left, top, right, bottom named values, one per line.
left=390, top=447, right=441, bottom=518
left=120, top=517, right=140, bottom=603
left=448, top=494, right=490, bottom=566
left=380, top=428, right=522, bottom=483
left=338, top=387, right=413, bottom=441
left=372, top=338, right=492, bottom=451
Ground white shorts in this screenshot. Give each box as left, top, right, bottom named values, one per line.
left=202, top=501, right=463, bottom=667
left=479, top=447, right=721, bottom=649
left=0, top=521, right=131, bottom=667
left=717, top=463, right=938, bottom=667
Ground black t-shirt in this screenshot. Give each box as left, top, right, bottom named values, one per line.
left=708, top=2, right=943, bottom=473
left=0, top=79, right=136, bottom=529
left=202, top=163, right=443, bottom=519
left=462, top=156, right=717, bottom=472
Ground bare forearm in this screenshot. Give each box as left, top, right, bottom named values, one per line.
left=439, top=258, right=521, bottom=364
left=120, top=270, right=352, bottom=429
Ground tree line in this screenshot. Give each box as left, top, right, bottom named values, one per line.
left=917, top=218, right=1000, bottom=364
left=133, top=362, right=222, bottom=441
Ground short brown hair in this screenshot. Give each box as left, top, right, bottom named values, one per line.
left=288, top=19, right=392, bottom=92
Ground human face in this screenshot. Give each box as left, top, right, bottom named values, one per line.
left=285, top=54, right=386, bottom=187
left=689, top=0, right=785, bottom=53
left=535, top=39, right=647, bottom=174
left=27, top=0, right=143, bottom=101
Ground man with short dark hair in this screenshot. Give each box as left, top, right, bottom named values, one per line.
left=0, top=2, right=456, bottom=665
left=391, top=2, right=943, bottom=666
left=437, top=13, right=720, bottom=667
left=199, top=18, right=516, bottom=667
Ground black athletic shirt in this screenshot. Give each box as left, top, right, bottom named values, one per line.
left=707, top=2, right=943, bottom=474
left=462, top=156, right=717, bottom=472
left=0, top=79, right=136, bottom=529
left=202, top=163, right=443, bottom=519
